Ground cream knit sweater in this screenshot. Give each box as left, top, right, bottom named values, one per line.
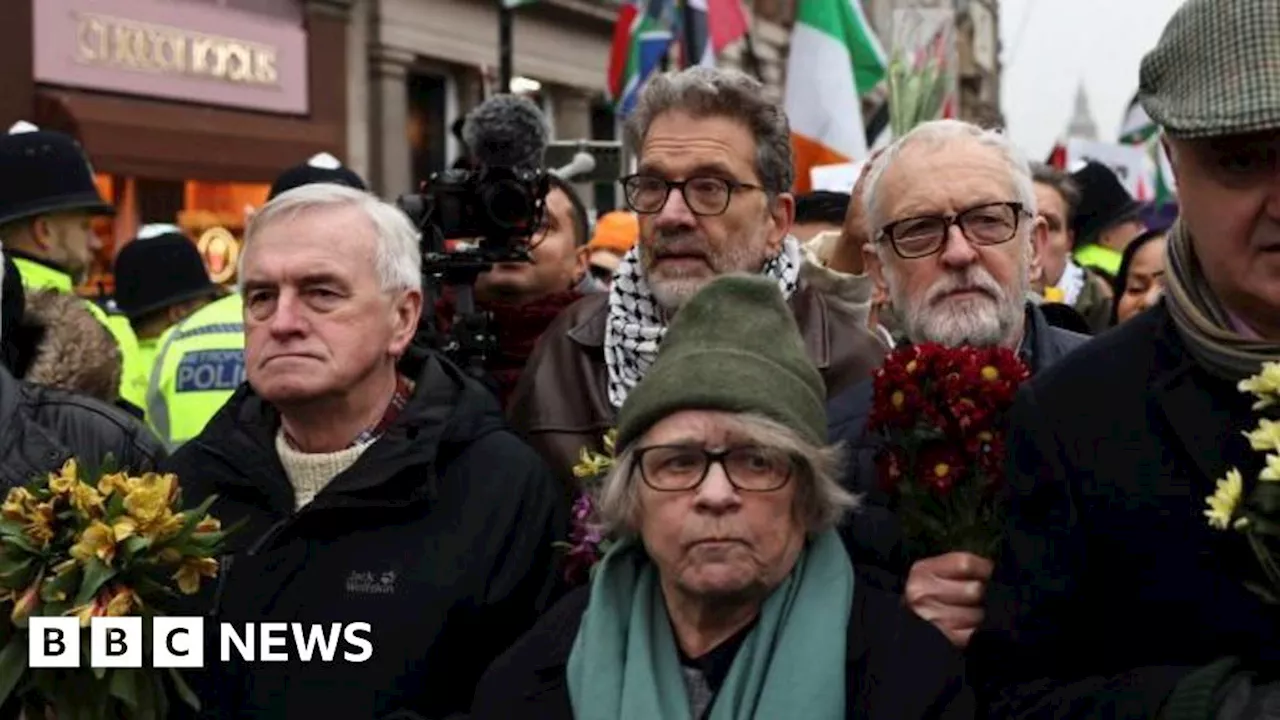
left=275, top=429, right=375, bottom=509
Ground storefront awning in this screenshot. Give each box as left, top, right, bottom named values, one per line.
left=36, top=87, right=345, bottom=184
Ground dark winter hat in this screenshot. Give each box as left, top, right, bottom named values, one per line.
left=1069, top=162, right=1143, bottom=247
left=269, top=153, right=368, bottom=200
left=615, top=274, right=826, bottom=451
left=0, top=122, right=113, bottom=228
left=113, top=225, right=219, bottom=321
left=1139, top=0, right=1280, bottom=139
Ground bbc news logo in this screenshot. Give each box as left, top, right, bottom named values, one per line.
left=28, top=617, right=373, bottom=668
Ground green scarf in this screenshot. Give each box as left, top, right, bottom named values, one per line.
left=566, top=529, right=853, bottom=720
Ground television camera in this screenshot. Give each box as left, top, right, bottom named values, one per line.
left=395, top=164, right=551, bottom=379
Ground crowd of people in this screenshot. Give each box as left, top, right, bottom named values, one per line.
left=0, top=0, right=1277, bottom=716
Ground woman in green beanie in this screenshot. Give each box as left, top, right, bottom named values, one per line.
left=468, top=274, right=973, bottom=719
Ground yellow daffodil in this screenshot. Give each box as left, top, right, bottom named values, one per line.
left=69, top=521, right=116, bottom=565
left=1, top=488, right=33, bottom=522
left=123, top=474, right=176, bottom=528
left=602, top=429, right=618, bottom=456
left=1261, top=454, right=1280, bottom=483
left=1239, top=362, right=1280, bottom=409
left=69, top=482, right=104, bottom=519
left=111, top=516, right=137, bottom=542
left=24, top=503, right=56, bottom=548
left=49, top=459, right=80, bottom=496
left=151, top=512, right=185, bottom=543
left=104, top=586, right=140, bottom=617
left=1245, top=419, right=1280, bottom=452
left=572, top=447, right=614, bottom=480
left=1206, top=469, right=1245, bottom=530
left=97, top=472, right=136, bottom=497
left=173, top=557, right=218, bottom=595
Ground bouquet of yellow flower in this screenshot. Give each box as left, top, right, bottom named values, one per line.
left=560, top=430, right=618, bottom=586
left=0, top=458, right=237, bottom=719
left=1205, top=361, right=1280, bottom=604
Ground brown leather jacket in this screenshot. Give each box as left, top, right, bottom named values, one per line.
left=508, top=283, right=887, bottom=491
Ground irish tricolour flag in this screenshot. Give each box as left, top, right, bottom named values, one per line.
left=784, top=0, right=886, bottom=192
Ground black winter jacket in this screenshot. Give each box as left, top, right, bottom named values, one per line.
left=162, top=353, right=567, bottom=720
left=0, top=365, right=163, bottom=488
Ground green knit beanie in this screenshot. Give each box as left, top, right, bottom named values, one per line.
left=615, top=274, right=827, bottom=451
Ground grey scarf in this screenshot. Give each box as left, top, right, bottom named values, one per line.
left=1164, top=221, right=1280, bottom=381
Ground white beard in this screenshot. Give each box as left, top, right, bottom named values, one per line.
left=888, top=262, right=1028, bottom=348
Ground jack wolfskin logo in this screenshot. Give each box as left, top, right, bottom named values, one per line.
left=346, top=570, right=396, bottom=595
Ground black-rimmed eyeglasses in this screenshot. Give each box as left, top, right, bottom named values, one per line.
left=879, top=201, right=1029, bottom=259
left=633, top=445, right=795, bottom=492
left=619, top=174, right=764, bottom=216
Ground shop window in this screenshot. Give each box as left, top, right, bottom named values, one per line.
left=408, top=73, right=449, bottom=189
left=81, top=174, right=269, bottom=296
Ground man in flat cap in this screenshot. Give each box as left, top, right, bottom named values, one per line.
left=967, top=1, right=1280, bottom=717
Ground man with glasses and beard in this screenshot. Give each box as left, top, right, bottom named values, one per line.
left=826, top=119, right=1089, bottom=648
left=510, top=66, right=886, bottom=491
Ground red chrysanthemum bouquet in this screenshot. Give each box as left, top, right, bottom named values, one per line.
left=867, top=344, right=1030, bottom=561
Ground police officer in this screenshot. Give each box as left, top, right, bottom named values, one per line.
left=146, top=153, right=368, bottom=447
left=114, top=224, right=224, bottom=409
left=0, top=121, right=145, bottom=409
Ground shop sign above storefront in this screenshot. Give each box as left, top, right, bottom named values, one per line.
left=34, top=0, right=309, bottom=115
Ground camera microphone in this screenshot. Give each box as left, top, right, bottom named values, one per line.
left=553, top=151, right=597, bottom=181
left=461, top=94, right=549, bottom=172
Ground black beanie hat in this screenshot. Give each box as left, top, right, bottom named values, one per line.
left=269, top=153, right=368, bottom=200
left=1070, top=161, right=1143, bottom=246
left=615, top=274, right=826, bottom=451
left=113, top=227, right=219, bottom=321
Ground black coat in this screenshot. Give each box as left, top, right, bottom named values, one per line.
left=969, top=302, right=1277, bottom=717
left=162, top=354, right=567, bottom=720
left=467, top=582, right=975, bottom=720
left=825, top=304, right=1089, bottom=591
left=0, top=364, right=163, bottom=487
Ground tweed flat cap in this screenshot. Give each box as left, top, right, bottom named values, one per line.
left=1139, top=0, right=1280, bottom=138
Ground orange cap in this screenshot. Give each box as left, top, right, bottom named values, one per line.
left=589, top=211, right=639, bottom=253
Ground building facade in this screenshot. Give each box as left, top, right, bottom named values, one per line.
left=0, top=0, right=352, bottom=290
left=349, top=0, right=623, bottom=203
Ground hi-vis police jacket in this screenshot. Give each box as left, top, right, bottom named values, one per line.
left=9, top=254, right=146, bottom=409
left=146, top=292, right=245, bottom=447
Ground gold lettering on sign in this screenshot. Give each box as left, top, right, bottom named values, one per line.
left=71, top=12, right=282, bottom=88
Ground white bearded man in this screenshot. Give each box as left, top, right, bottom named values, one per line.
left=825, top=119, right=1089, bottom=648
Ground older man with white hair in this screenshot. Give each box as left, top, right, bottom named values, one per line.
left=163, top=184, right=565, bottom=719
left=826, top=119, right=1089, bottom=648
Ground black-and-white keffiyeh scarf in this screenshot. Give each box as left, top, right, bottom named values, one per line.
left=604, top=236, right=804, bottom=409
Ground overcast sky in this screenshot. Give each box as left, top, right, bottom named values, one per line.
left=998, top=0, right=1187, bottom=161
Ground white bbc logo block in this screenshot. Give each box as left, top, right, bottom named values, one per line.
left=29, top=617, right=80, bottom=668
left=91, top=617, right=142, bottom=668
left=153, top=617, right=204, bottom=668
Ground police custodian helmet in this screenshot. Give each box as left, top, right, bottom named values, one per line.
left=0, top=121, right=114, bottom=228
